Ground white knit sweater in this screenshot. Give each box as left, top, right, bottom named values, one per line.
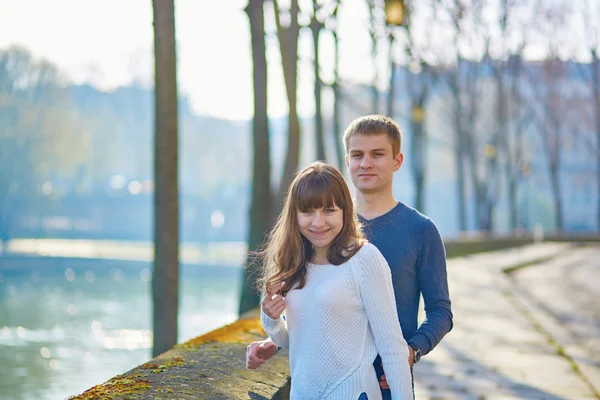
left=261, top=243, right=412, bottom=400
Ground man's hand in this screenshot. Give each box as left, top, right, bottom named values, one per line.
left=246, top=339, right=279, bottom=369
left=261, top=281, right=286, bottom=320
left=408, top=345, right=415, bottom=366
left=379, top=345, right=415, bottom=390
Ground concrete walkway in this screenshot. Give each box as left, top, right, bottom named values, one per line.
left=413, top=243, right=600, bottom=399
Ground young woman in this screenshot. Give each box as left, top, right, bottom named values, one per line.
left=259, top=161, right=412, bottom=399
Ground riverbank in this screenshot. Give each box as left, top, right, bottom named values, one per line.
left=70, top=241, right=600, bottom=399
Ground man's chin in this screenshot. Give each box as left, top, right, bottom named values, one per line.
left=354, top=183, right=381, bottom=194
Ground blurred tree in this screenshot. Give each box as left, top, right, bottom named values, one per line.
left=528, top=1, right=576, bottom=232
left=311, top=0, right=326, bottom=161
left=594, top=45, right=600, bottom=233
left=444, top=0, right=504, bottom=232
left=239, top=0, right=271, bottom=315
left=386, top=30, right=396, bottom=119
left=151, top=0, right=180, bottom=356
left=330, top=2, right=345, bottom=171
left=403, top=1, right=435, bottom=213
left=486, top=0, right=531, bottom=232
left=239, top=0, right=305, bottom=313
left=408, top=63, right=431, bottom=213
left=367, top=0, right=382, bottom=114
left=491, top=0, right=531, bottom=231
left=447, top=0, right=470, bottom=232
left=504, top=51, right=531, bottom=230
left=581, top=0, right=600, bottom=231
left=538, top=56, right=567, bottom=232
left=0, top=47, right=89, bottom=249
left=274, top=0, right=302, bottom=199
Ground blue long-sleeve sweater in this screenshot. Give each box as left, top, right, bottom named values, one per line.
left=359, top=201, right=453, bottom=356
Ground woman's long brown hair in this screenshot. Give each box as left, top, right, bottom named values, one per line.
left=257, top=161, right=365, bottom=296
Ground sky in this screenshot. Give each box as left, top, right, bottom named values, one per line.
left=0, top=0, right=381, bottom=120
left=0, top=0, right=596, bottom=120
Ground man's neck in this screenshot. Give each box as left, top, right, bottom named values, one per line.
left=355, top=188, right=399, bottom=220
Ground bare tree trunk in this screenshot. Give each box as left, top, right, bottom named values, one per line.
left=239, top=0, right=271, bottom=315
left=311, top=2, right=326, bottom=161
left=152, top=0, right=179, bottom=357
left=274, top=0, right=301, bottom=196
left=506, top=54, right=523, bottom=230
left=593, top=50, right=600, bottom=232
left=543, top=58, right=564, bottom=232
left=456, top=143, right=468, bottom=232
left=409, top=68, right=428, bottom=212
left=411, top=109, right=425, bottom=211
left=550, top=163, right=563, bottom=231
left=332, top=28, right=345, bottom=171
left=487, top=70, right=506, bottom=232
left=464, top=121, right=484, bottom=230
left=508, top=173, right=518, bottom=228
left=508, top=112, right=527, bottom=230
left=387, top=34, right=396, bottom=118
left=368, top=0, right=379, bottom=114
left=451, top=65, right=468, bottom=232
left=498, top=0, right=519, bottom=231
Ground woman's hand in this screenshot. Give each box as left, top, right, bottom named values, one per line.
left=261, top=281, right=286, bottom=319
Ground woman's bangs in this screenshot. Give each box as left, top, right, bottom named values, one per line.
left=294, top=174, right=338, bottom=212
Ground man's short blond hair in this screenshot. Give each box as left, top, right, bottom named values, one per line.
left=343, top=115, right=402, bottom=156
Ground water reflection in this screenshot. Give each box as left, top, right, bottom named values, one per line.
left=0, top=259, right=241, bottom=399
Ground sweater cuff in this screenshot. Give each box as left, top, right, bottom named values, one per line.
left=408, top=332, right=432, bottom=356
left=261, top=313, right=282, bottom=332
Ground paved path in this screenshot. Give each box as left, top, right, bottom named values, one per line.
left=509, top=245, right=600, bottom=396
left=413, top=243, right=600, bottom=399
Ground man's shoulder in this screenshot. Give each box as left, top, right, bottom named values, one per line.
left=397, top=202, right=438, bottom=232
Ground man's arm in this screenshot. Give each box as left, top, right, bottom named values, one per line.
left=409, top=218, right=453, bottom=356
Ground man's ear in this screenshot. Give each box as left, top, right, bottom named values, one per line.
left=345, top=153, right=350, bottom=170
left=394, top=152, right=404, bottom=171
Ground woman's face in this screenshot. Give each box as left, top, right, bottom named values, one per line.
left=297, top=204, right=344, bottom=254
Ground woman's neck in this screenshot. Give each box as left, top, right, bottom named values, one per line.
left=311, top=247, right=329, bottom=265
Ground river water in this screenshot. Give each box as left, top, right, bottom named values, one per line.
left=0, top=257, right=242, bottom=399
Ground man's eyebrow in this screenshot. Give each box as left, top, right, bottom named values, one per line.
left=349, top=148, right=388, bottom=153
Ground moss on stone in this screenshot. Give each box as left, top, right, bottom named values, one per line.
left=70, top=316, right=288, bottom=399
left=179, top=317, right=265, bottom=349
left=69, top=376, right=151, bottom=399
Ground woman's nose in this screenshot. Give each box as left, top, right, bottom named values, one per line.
left=311, top=213, right=325, bottom=227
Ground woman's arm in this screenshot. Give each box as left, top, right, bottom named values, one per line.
left=260, top=282, right=289, bottom=348
left=260, top=310, right=289, bottom=349
left=359, top=245, right=412, bottom=400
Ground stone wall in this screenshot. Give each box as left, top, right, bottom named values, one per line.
left=70, top=310, right=290, bottom=400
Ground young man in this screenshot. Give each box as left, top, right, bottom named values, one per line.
left=245, top=115, right=453, bottom=398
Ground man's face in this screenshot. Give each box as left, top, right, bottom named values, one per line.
left=345, top=133, right=403, bottom=194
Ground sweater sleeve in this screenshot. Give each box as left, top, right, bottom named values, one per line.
left=409, top=219, right=453, bottom=355
left=359, top=244, right=412, bottom=400
left=260, top=308, right=289, bottom=349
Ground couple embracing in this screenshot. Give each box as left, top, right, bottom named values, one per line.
left=247, top=115, right=453, bottom=400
